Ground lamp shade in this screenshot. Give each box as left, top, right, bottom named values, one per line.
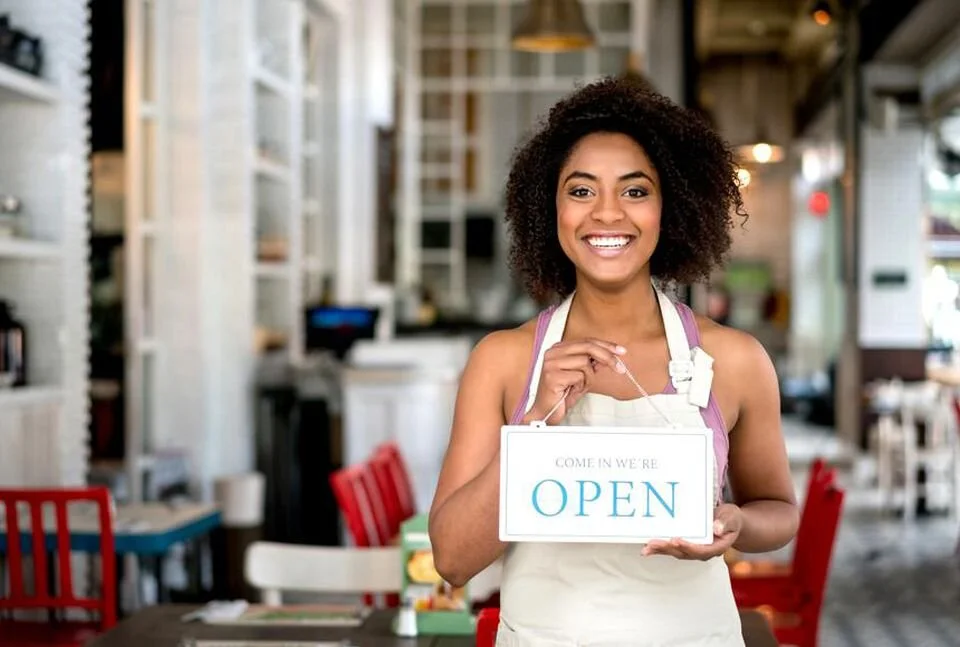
left=511, top=0, right=595, bottom=52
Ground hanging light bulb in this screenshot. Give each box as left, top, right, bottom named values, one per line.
left=511, top=0, right=596, bottom=53
left=811, top=0, right=832, bottom=26
left=736, top=139, right=785, bottom=165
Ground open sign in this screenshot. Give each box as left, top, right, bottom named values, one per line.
left=499, top=426, right=715, bottom=544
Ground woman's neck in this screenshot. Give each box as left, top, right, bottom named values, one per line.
left=567, top=278, right=664, bottom=343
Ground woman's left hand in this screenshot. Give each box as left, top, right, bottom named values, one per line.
left=641, top=503, right=742, bottom=560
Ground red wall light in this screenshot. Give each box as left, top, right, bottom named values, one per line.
left=808, top=190, right=830, bottom=218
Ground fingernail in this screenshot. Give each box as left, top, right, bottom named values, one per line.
left=615, top=345, right=627, bottom=354
left=713, top=520, right=725, bottom=535
left=615, top=361, right=626, bottom=374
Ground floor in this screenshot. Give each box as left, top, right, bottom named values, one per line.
left=773, top=417, right=960, bottom=646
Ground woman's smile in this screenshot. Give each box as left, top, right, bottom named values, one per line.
left=581, top=232, right=638, bottom=258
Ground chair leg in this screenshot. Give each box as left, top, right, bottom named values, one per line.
left=876, top=416, right=895, bottom=514
left=902, top=416, right=918, bottom=523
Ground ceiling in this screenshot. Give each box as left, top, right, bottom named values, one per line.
left=696, top=0, right=838, bottom=62
left=874, top=0, right=960, bottom=64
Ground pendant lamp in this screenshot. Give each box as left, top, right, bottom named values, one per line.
left=511, top=0, right=595, bottom=53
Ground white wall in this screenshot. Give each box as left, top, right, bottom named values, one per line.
left=858, top=126, right=927, bottom=348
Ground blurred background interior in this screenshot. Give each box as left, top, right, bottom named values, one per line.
left=1, top=0, right=960, bottom=645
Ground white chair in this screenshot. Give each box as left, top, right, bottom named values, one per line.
left=873, top=379, right=959, bottom=520
left=244, top=541, right=402, bottom=606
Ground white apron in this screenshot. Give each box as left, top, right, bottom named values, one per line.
left=496, top=288, right=744, bottom=647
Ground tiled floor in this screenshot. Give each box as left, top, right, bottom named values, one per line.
left=772, top=417, right=960, bottom=646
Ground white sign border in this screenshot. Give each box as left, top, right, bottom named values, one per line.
left=498, top=424, right=715, bottom=544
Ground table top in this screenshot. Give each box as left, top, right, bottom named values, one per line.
left=0, top=502, right=220, bottom=555
left=87, top=605, right=779, bottom=647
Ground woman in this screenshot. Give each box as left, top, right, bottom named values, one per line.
left=428, top=77, right=799, bottom=646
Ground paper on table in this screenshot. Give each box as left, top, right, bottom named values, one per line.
left=181, top=600, right=249, bottom=623
left=192, top=642, right=345, bottom=647
left=202, top=604, right=370, bottom=627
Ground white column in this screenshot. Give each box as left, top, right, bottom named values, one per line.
left=858, top=126, right=927, bottom=348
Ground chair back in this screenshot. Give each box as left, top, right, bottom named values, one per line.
left=369, top=452, right=405, bottom=538
left=794, top=482, right=845, bottom=614
left=790, top=460, right=835, bottom=574
left=330, top=464, right=383, bottom=547
left=358, top=462, right=393, bottom=545
left=377, top=442, right=416, bottom=519
left=475, top=606, right=500, bottom=647
left=244, top=541, right=402, bottom=606
left=0, top=486, right=117, bottom=630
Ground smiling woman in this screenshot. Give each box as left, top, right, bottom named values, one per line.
left=428, top=77, right=798, bottom=647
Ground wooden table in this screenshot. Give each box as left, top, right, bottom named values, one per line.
left=88, top=605, right=779, bottom=646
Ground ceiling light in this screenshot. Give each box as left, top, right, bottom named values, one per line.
left=811, top=0, right=832, bottom=26
left=511, top=0, right=595, bottom=53
left=737, top=141, right=785, bottom=165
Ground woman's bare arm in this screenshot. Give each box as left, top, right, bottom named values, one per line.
left=716, top=329, right=799, bottom=553
left=429, top=329, right=529, bottom=587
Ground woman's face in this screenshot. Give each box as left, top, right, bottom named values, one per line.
left=555, top=132, right=662, bottom=291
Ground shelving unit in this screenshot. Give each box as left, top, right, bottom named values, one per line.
left=0, top=59, right=60, bottom=102
left=0, top=237, right=62, bottom=260
left=249, top=0, right=305, bottom=360
left=114, top=0, right=348, bottom=498
left=0, top=1, right=91, bottom=487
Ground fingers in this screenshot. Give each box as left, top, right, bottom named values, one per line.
left=545, top=339, right=626, bottom=372
left=642, top=533, right=736, bottom=561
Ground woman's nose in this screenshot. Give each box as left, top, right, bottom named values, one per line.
left=591, top=193, right=624, bottom=223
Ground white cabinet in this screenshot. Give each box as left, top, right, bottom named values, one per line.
left=342, top=337, right=470, bottom=512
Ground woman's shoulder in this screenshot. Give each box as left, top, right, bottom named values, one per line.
left=693, top=313, right=775, bottom=379
left=468, top=315, right=542, bottom=375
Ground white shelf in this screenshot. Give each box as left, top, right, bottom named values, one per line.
left=0, top=237, right=62, bottom=260
left=254, top=156, right=291, bottom=183
left=255, top=261, right=292, bottom=278
left=253, top=65, right=292, bottom=96
left=0, top=62, right=59, bottom=103
left=422, top=249, right=455, bottom=264
left=0, top=386, right=63, bottom=408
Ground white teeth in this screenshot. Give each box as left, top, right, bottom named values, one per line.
left=586, top=236, right=631, bottom=249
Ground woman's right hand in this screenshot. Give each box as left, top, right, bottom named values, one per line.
left=525, top=339, right=627, bottom=424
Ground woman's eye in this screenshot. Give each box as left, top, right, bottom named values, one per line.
left=569, top=187, right=592, bottom=198
left=624, top=187, right=648, bottom=199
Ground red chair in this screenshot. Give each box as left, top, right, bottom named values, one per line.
left=375, top=442, right=416, bottom=521
left=0, top=487, right=117, bottom=646
left=329, top=464, right=383, bottom=548
left=329, top=464, right=394, bottom=607
left=759, top=482, right=845, bottom=647
left=475, top=607, right=499, bottom=647
left=369, top=452, right=405, bottom=539
left=729, top=458, right=835, bottom=606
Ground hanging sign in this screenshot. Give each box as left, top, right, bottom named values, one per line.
left=499, top=425, right=715, bottom=544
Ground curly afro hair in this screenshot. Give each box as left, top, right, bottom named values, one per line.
left=504, top=76, right=746, bottom=303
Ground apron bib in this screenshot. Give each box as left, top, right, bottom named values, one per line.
left=496, top=287, right=744, bottom=647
